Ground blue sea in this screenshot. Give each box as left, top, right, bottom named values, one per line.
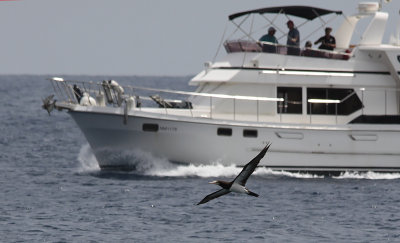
left=1, top=75, right=400, bottom=242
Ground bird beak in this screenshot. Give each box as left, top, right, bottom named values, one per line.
left=209, top=181, right=218, bottom=184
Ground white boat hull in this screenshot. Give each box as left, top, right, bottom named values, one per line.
left=69, top=110, right=400, bottom=174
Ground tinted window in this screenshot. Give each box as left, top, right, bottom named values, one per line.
left=307, top=88, right=362, bottom=115
left=217, top=128, right=232, bottom=136
left=277, top=87, right=302, bottom=114
left=142, top=123, right=159, bottom=132
left=243, top=129, right=258, bottom=138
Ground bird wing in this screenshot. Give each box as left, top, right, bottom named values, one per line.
left=197, top=189, right=230, bottom=205
left=233, top=143, right=271, bottom=186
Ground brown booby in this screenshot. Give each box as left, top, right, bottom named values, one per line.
left=197, top=143, right=271, bottom=205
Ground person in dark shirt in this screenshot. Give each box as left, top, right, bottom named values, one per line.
left=260, top=27, right=278, bottom=53
left=286, top=20, right=300, bottom=55
left=260, top=27, right=278, bottom=44
left=286, top=20, right=300, bottom=47
left=73, top=84, right=83, bottom=103
left=314, top=27, right=336, bottom=51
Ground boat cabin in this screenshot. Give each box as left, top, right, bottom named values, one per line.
left=190, top=3, right=400, bottom=125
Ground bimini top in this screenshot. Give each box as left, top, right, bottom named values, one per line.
left=228, top=5, right=343, bottom=21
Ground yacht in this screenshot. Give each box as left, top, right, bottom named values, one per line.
left=43, top=2, right=400, bottom=174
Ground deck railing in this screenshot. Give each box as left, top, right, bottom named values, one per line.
left=47, top=77, right=399, bottom=125
left=47, top=77, right=283, bottom=121
left=224, top=40, right=352, bottom=61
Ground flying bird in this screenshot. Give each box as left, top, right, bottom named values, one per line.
left=197, top=143, right=271, bottom=205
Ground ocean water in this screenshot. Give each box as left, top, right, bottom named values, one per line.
left=2, top=75, right=400, bottom=242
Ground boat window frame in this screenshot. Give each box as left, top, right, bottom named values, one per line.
left=243, top=129, right=258, bottom=138
left=307, top=87, right=362, bottom=115
left=142, top=123, right=159, bottom=132
left=217, top=127, right=233, bottom=136
left=277, top=86, right=303, bottom=114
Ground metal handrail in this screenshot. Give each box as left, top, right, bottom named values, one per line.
left=224, top=39, right=353, bottom=60
left=47, top=77, right=399, bottom=124
left=307, top=92, right=359, bottom=124
left=306, top=88, right=398, bottom=124
left=47, top=77, right=284, bottom=121
left=48, top=77, right=283, bottom=103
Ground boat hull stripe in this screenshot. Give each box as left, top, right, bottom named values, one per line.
left=215, top=67, right=391, bottom=75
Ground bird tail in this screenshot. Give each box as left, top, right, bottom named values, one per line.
left=247, top=190, right=259, bottom=197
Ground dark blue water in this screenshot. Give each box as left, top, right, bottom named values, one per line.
left=2, top=75, right=400, bottom=242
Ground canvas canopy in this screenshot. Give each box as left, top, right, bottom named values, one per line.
left=228, top=6, right=342, bottom=21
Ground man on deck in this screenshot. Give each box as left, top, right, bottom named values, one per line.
left=314, top=27, right=336, bottom=51
left=286, top=20, right=300, bottom=55
left=260, top=27, right=278, bottom=44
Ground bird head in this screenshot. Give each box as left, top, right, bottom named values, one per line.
left=208, top=180, right=219, bottom=185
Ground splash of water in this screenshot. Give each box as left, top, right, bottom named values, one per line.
left=148, top=163, right=241, bottom=177
left=253, top=167, right=324, bottom=179
left=76, top=144, right=400, bottom=180
left=76, top=144, right=175, bottom=174
left=333, top=171, right=400, bottom=180
left=125, top=149, right=176, bottom=175
left=76, top=144, right=100, bottom=173
left=145, top=162, right=324, bottom=179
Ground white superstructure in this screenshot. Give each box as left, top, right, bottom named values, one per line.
left=43, top=3, right=400, bottom=175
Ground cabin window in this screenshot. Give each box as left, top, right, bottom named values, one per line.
left=142, top=123, right=159, bottom=132
left=307, top=88, right=362, bottom=115
left=277, top=87, right=302, bottom=114
left=243, top=129, right=258, bottom=138
left=217, top=128, right=232, bottom=136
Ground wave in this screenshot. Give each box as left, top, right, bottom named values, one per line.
left=148, top=163, right=241, bottom=178
left=253, top=167, right=323, bottom=179
left=75, top=144, right=321, bottom=178
left=333, top=171, right=400, bottom=180
left=76, top=144, right=100, bottom=173
left=76, top=144, right=400, bottom=180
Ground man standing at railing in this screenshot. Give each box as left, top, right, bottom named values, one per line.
left=259, top=27, right=278, bottom=53
left=286, top=20, right=300, bottom=55
left=260, top=27, right=278, bottom=44
left=314, top=27, right=336, bottom=51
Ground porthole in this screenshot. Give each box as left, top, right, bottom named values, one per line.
left=142, top=123, right=159, bottom=132
left=217, top=128, right=232, bottom=136
left=243, top=129, right=258, bottom=138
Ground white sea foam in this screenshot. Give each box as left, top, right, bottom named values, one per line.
left=76, top=144, right=174, bottom=174
left=153, top=166, right=400, bottom=179
left=148, top=163, right=241, bottom=177
left=253, top=167, right=324, bottom=179
left=76, top=144, right=100, bottom=173
left=76, top=144, right=400, bottom=180
left=127, top=149, right=176, bottom=175
left=333, top=171, right=400, bottom=180
left=143, top=161, right=324, bottom=179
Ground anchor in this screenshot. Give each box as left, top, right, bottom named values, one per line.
left=41, top=94, right=56, bottom=115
